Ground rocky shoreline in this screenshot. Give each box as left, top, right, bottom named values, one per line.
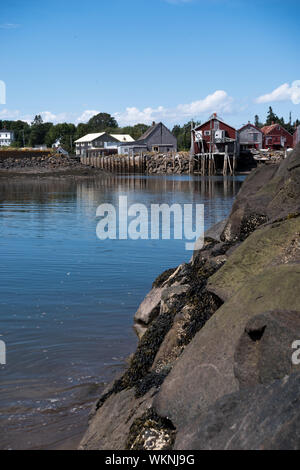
left=79, top=143, right=300, bottom=450
left=0, top=154, right=105, bottom=178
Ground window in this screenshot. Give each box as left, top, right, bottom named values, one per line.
left=204, top=131, right=210, bottom=136
left=153, top=146, right=159, bottom=152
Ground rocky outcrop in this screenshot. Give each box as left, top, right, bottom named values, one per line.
left=0, top=153, right=103, bottom=177
left=154, top=265, right=300, bottom=428
left=175, top=372, right=300, bottom=450
left=221, top=143, right=300, bottom=242
left=80, top=143, right=300, bottom=451
left=207, top=216, right=300, bottom=301
left=146, top=153, right=190, bottom=175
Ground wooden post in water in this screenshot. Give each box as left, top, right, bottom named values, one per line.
left=223, top=146, right=228, bottom=176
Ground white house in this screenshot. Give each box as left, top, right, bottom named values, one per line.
left=52, top=138, right=61, bottom=149
left=0, top=129, right=14, bottom=147
left=105, top=134, right=134, bottom=150
left=74, top=132, right=134, bottom=156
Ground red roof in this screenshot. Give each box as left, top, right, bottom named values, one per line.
left=261, top=124, right=292, bottom=136
left=194, top=113, right=236, bottom=132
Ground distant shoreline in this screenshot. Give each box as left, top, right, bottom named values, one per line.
left=0, top=166, right=252, bottom=179
left=0, top=166, right=106, bottom=179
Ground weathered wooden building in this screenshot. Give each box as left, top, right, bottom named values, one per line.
left=261, top=123, right=293, bottom=150
left=119, top=122, right=177, bottom=155
left=293, top=125, right=300, bottom=147
left=238, top=123, right=264, bottom=151
left=75, top=132, right=134, bottom=157
left=192, top=113, right=237, bottom=156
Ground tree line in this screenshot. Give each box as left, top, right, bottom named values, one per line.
left=1, top=107, right=299, bottom=153
left=254, top=107, right=300, bottom=134
left=173, top=108, right=300, bottom=151
left=0, top=113, right=150, bottom=153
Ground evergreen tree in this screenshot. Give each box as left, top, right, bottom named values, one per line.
left=254, top=115, right=263, bottom=128
left=266, top=106, right=278, bottom=126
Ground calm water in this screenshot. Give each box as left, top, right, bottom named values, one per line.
left=0, top=174, right=244, bottom=450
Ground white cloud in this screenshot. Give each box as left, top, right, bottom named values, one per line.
left=114, top=106, right=170, bottom=126
left=40, top=111, right=70, bottom=123
left=76, top=110, right=100, bottom=123
left=177, top=90, right=233, bottom=115
left=0, top=109, right=21, bottom=119
left=256, top=81, right=300, bottom=105
left=0, top=23, right=20, bottom=29
left=114, top=90, right=234, bottom=126
left=0, top=89, right=234, bottom=127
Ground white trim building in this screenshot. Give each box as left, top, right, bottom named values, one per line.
left=74, top=132, right=134, bottom=156
left=0, top=129, right=14, bottom=147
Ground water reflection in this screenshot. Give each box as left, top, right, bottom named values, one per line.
left=0, top=174, right=244, bottom=450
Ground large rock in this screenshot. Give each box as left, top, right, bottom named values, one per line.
left=154, top=264, right=300, bottom=429
left=133, top=264, right=192, bottom=339
left=134, top=287, right=163, bottom=338
left=207, top=216, right=300, bottom=301
left=234, top=310, right=300, bottom=388
left=175, top=372, right=300, bottom=450
left=222, top=143, right=300, bottom=242
left=79, top=388, right=155, bottom=450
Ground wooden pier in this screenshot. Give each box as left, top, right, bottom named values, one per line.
left=81, top=153, right=147, bottom=174
left=80, top=149, right=237, bottom=176
left=190, top=151, right=237, bottom=176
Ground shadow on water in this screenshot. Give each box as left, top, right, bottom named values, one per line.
left=0, top=174, right=244, bottom=449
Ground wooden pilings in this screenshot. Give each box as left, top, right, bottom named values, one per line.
left=80, top=151, right=237, bottom=176
left=81, top=153, right=147, bottom=174
left=192, top=152, right=236, bottom=176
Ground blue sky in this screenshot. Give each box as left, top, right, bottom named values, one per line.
left=0, top=0, right=300, bottom=128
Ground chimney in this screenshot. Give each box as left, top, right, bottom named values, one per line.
left=152, top=121, right=156, bottom=127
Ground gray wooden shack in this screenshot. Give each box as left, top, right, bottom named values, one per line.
left=238, top=123, right=264, bottom=152
left=119, top=122, right=177, bottom=155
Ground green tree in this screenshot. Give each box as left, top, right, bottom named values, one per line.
left=265, top=107, right=279, bottom=126
left=87, top=113, right=118, bottom=132
left=254, top=115, right=263, bottom=128
left=32, top=115, right=44, bottom=126
left=172, top=121, right=200, bottom=151
left=30, top=115, right=53, bottom=147
left=0, top=120, right=31, bottom=147
left=118, top=123, right=149, bottom=140
left=45, top=122, right=76, bottom=152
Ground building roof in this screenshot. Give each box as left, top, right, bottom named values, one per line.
left=74, top=132, right=105, bottom=143
left=238, top=123, right=263, bottom=133
left=119, top=122, right=160, bottom=147
left=194, top=113, right=237, bottom=132
left=110, top=134, right=135, bottom=143
left=138, top=122, right=161, bottom=141
left=119, top=122, right=176, bottom=147
left=261, top=124, right=292, bottom=136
